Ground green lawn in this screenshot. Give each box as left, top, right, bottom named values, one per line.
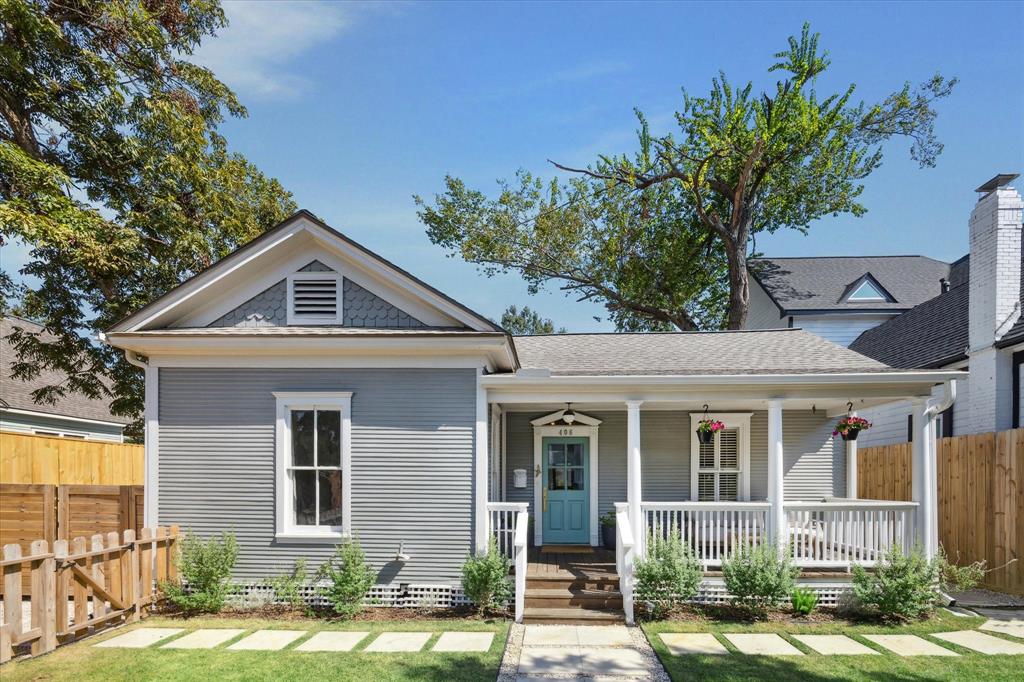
left=642, top=610, right=1024, bottom=681
left=3, top=615, right=509, bottom=682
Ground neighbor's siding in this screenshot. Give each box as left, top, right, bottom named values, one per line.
left=744, top=279, right=787, bottom=330
left=0, top=410, right=124, bottom=442
left=158, top=367, right=476, bottom=584
left=858, top=375, right=971, bottom=448
left=793, top=314, right=895, bottom=347
left=503, top=409, right=841, bottom=514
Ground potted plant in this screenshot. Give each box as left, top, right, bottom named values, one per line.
left=600, top=511, right=616, bottom=550
left=695, top=418, right=725, bottom=444
left=833, top=415, right=872, bottom=441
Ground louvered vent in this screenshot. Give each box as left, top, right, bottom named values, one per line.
left=290, top=276, right=339, bottom=322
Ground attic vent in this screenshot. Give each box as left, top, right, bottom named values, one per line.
left=287, top=274, right=342, bottom=325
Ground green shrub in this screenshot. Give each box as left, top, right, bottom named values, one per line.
left=722, top=542, right=798, bottom=614
left=268, top=558, right=308, bottom=609
left=162, top=529, right=238, bottom=614
left=317, top=538, right=376, bottom=619
left=461, top=540, right=512, bottom=614
left=600, top=511, right=616, bottom=528
left=851, top=545, right=938, bottom=620
left=790, top=587, right=818, bottom=615
left=634, top=529, right=702, bottom=619
left=936, top=546, right=986, bottom=593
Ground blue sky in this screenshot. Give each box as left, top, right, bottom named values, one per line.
left=9, top=1, right=1024, bottom=331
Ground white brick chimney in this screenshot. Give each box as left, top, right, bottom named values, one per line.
left=967, top=174, right=1023, bottom=433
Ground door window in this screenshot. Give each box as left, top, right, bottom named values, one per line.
left=547, top=442, right=585, bottom=490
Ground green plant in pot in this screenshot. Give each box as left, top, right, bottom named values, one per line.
left=833, top=415, right=872, bottom=441
left=600, top=510, right=616, bottom=550
left=695, top=418, right=725, bottom=444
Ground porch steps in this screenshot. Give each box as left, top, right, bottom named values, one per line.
left=522, top=559, right=625, bottom=624
left=525, top=587, right=624, bottom=610
left=522, top=606, right=625, bottom=625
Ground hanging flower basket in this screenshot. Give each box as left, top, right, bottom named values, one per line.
left=696, top=419, right=725, bottom=444
left=833, top=416, right=872, bottom=442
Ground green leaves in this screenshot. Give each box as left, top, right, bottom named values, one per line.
left=499, top=305, right=565, bottom=335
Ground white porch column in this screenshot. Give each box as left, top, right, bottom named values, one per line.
left=911, top=397, right=938, bottom=559
left=626, top=400, right=644, bottom=557
left=767, top=400, right=786, bottom=551
left=143, top=362, right=159, bottom=529
left=474, top=369, right=489, bottom=555
left=846, top=412, right=859, bottom=500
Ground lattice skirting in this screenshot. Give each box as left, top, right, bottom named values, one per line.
left=223, top=581, right=473, bottom=609
left=690, top=577, right=853, bottom=607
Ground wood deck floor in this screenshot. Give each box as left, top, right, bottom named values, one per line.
left=526, top=547, right=618, bottom=579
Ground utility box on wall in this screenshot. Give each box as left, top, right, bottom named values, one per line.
left=513, top=468, right=527, bottom=488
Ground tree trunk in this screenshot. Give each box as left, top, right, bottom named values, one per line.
left=724, top=234, right=750, bottom=330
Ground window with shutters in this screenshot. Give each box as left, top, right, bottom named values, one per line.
left=689, top=413, right=751, bottom=501
left=287, top=273, right=342, bottom=325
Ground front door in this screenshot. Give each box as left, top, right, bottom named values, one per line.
left=542, top=437, right=589, bottom=544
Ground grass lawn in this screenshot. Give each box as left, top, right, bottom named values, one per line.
left=642, top=610, right=1024, bottom=681
left=3, top=615, right=510, bottom=682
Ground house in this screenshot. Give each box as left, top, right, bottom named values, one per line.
left=1, top=316, right=130, bottom=442
left=746, top=174, right=1024, bottom=447
left=101, top=210, right=962, bottom=624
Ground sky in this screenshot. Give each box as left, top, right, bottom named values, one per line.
left=7, top=0, right=1024, bottom=331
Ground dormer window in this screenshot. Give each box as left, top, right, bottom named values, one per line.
left=287, top=273, right=342, bottom=325
left=841, top=274, right=894, bottom=304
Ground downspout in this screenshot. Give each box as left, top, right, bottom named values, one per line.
left=925, top=380, right=957, bottom=418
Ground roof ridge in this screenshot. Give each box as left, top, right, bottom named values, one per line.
left=512, top=328, right=799, bottom=338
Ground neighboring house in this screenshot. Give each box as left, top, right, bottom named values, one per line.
left=747, top=174, right=1024, bottom=447
left=102, top=210, right=961, bottom=623
left=1, top=316, right=130, bottom=442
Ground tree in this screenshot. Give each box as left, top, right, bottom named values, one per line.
left=500, top=304, right=566, bottom=335
left=0, top=0, right=296, bottom=427
left=417, top=24, right=955, bottom=330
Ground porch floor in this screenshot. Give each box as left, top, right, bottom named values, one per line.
left=527, top=547, right=617, bottom=580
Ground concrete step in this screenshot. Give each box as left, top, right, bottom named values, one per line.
left=525, top=587, right=624, bottom=610
left=521, top=606, right=625, bottom=625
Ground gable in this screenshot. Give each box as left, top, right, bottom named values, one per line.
left=841, top=274, right=894, bottom=303
left=108, top=211, right=501, bottom=333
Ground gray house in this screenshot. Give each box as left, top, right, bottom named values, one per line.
left=103, top=210, right=961, bottom=624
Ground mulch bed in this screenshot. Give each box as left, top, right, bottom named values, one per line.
left=639, top=603, right=929, bottom=626
left=157, top=603, right=510, bottom=623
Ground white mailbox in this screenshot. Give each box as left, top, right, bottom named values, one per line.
left=513, top=468, right=527, bottom=489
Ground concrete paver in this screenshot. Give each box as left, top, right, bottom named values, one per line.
left=227, top=630, right=306, bottom=651
left=94, top=628, right=184, bottom=648
left=162, top=629, right=245, bottom=649
left=791, top=635, right=879, bottom=655
left=659, top=633, right=729, bottom=655
left=932, top=630, right=1024, bottom=655
left=517, top=646, right=582, bottom=675
left=294, top=631, right=370, bottom=652
left=432, top=631, right=494, bottom=652
left=577, top=647, right=651, bottom=675
left=522, top=625, right=578, bottom=646
left=724, top=633, right=804, bottom=656
left=863, top=634, right=959, bottom=656
left=363, top=631, right=432, bottom=652
left=576, top=626, right=632, bottom=646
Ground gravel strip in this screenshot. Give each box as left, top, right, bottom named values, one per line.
left=496, top=622, right=524, bottom=682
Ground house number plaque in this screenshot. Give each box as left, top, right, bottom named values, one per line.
left=558, top=428, right=574, bottom=436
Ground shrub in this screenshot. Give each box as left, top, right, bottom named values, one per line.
left=790, top=587, right=818, bottom=616
left=317, top=538, right=376, bottom=619
left=722, top=542, right=798, bottom=614
left=634, top=530, right=702, bottom=619
left=600, top=511, right=616, bottom=528
left=162, top=529, right=239, bottom=614
left=268, top=558, right=308, bottom=609
left=936, top=547, right=986, bottom=594
left=851, top=545, right=938, bottom=620
left=461, top=540, right=513, bottom=614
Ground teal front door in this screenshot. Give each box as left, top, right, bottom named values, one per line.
left=542, top=437, right=589, bottom=544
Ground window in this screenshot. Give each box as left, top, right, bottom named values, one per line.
left=274, top=392, right=352, bottom=539
left=843, top=276, right=893, bottom=303
left=689, top=413, right=751, bottom=501
left=286, top=273, right=342, bottom=325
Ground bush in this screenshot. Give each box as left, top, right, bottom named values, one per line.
left=461, top=540, right=512, bottom=614
left=851, top=545, right=938, bottom=620
left=936, top=547, right=986, bottom=594
left=722, top=542, right=798, bottom=614
left=268, top=559, right=308, bottom=609
left=790, top=587, right=818, bottom=615
left=317, top=538, right=376, bottom=619
left=162, top=529, right=239, bottom=614
left=634, top=530, right=702, bottom=618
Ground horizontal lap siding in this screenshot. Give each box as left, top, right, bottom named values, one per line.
left=782, top=411, right=843, bottom=500
left=159, top=368, right=475, bottom=584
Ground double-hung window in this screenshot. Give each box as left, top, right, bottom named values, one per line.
left=689, top=413, right=751, bottom=501
left=274, top=392, right=352, bottom=540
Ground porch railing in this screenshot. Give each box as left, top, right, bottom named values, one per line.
left=485, top=502, right=528, bottom=558
left=641, top=502, right=772, bottom=567
left=614, top=502, right=635, bottom=625
left=784, top=500, right=918, bottom=567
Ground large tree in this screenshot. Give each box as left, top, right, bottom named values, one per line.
left=0, top=1, right=296, bottom=427
left=500, top=304, right=566, bottom=335
left=417, top=25, right=955, bottom=330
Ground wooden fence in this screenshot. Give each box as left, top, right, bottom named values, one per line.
left=857, top=428, right=1023, bottom=595
left=1, top=526, right=179, bottom=663
left=0, top=431, right=143, bottom=485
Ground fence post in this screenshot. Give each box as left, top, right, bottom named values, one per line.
left=54, top=539, right=68, bottom=640
left=121, top=530, right=137, bottom=622
left=71, top=536, right=87, bottom=629
left=2, top=544, right=23, bottom=651
left=28, top=540, right=54, bottom=655
left=167, top=525, right=180, bottom=584
left=139, top=527, right=153, bottom=615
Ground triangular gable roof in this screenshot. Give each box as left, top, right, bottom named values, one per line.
left=839, top=273, right=895, bottom=303
left=107, top=210, right=504, bottom=334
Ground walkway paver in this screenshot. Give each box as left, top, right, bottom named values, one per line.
left=162, top=629, right=245, bottom=649
left=578, top=647, right=650, bottom=675
left=433, top=631, right=494, bottom=652
left=364, top=631, right=432, bottom=652
left=863, top=634, right=959, bottom=656
left=932, top=630, right=1024, bottom=655
left=659, top=633, right=729, bottom=655
left=724, top=633, right=803, bottom=656
left=523, top=625, right=579, bottom=646
left=227, top=630, right=306, bottom=651
left=295, top=631, right=370, bottom=652
left=792, top=635, right=879, bottom=655
left=517, top=646, right=581, bottom=675
left=577, top=625, right=632, bottom=646
left=94, top=628, right=184, bottom=648
left=978, top=612, right=1024, bottom=639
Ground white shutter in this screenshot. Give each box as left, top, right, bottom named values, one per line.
left=698, top=473, right=716, bottom=502
left=719, top=429, right=738, bottom=469
left=698, top=440, right=715, bottom=469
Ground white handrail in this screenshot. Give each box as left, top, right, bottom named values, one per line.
left=486, top=502, right=528, bottom=558
left=642, top=502, right=772, bottom=511
left=486, top=502, right=530, bottom=512
left=784, top=501, right=918, bottom=511
left=513, top=510, right=528, bottom=623
left=614, top=502, right=635, bottom=625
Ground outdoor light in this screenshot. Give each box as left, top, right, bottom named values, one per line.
left=562, top=403, right=576, bottom=424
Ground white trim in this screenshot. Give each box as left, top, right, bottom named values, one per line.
left=766, top=400, right=785, bottom=548
left=688, top=413, right=752, bottom=501
left=626, top=400, right=643, bottom=557
left=501, top=409, right=508, bottom=501
left=286, top=272, right=343, bottom=325
left=146, top=352, right=506, bottom=370
left=483, top=370, right=966, bottom=387
left=846, top=279, right=889, bottom=302
left=532, top=423, right=600, bottom=546
left=0, top=407, right=128, bottom=429
left=144, top=364, right=159, bottom=528
left=530, top=409, right=603, bottom=427
left=273, top=391, right=353, bottom=540
left=474, top=369, right=489, bottom=554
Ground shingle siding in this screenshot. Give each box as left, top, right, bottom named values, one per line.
left=158, top=367, right=477, bottom=584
